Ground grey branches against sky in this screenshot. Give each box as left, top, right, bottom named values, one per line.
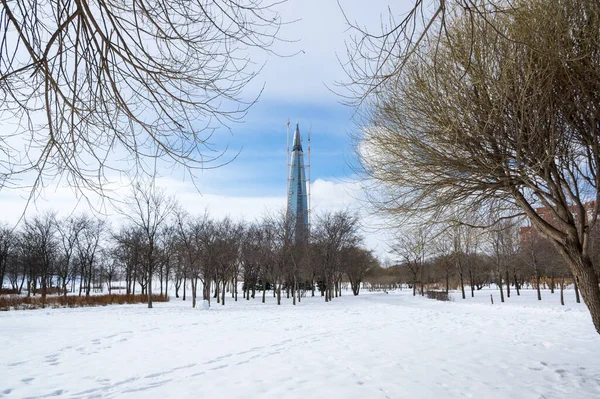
left=0, top=0, right=287, bottom=203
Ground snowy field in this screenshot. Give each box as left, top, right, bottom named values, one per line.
left=1, top=288, right=599, bottom=399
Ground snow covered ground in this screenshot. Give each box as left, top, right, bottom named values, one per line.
left=1, top=288, right=599, bottom=398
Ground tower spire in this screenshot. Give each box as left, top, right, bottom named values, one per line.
left=286, top=122, right=309, bottom=243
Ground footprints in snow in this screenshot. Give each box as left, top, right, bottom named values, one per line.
left=5, top=333, right=329, bottom=399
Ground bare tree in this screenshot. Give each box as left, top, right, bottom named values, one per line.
left=122, top=182, right=175, bottom=308
left=113, top=225, right=144, bottom=295
left=0, top=0, right=287, bottom=200
left=241, top=222, right=268, bottom=303
left=55, top=216, right=84, bottom=296
left=312, top=210, right=361, bottom=302
left=104, top=250, right=120, bottom=294
left=342, top=246, right=377, bottom=296
left=0, top=224, right=17, bottom=291
left=392, top=226, right=428, bottom=296
left=23, top=212, right=58, bottom=304
left=76, top=215, right=106, bottom=297
left=351, top=1, right=600, bottom=333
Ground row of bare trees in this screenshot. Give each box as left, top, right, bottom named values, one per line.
left=0, top=213, right=106, bottom=304
left=368, top=217, right=600, bottom=306
left=1, top=187, right=378, bottom=308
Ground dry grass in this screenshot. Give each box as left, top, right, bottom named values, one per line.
left=0, top=293, right=169, bottom=311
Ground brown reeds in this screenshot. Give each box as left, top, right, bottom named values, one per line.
left=0, top=294, right=169, bottom=311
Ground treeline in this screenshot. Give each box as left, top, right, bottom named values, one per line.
left=0, top=187, right=378, bottom=308
left=364, top=221, right=600, bottom=305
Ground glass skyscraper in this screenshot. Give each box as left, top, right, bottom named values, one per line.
left=287, top=123, right=309, bottom=242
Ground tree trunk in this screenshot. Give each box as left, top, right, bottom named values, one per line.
left=469, top=269, right=474, bottom=298
left=18, top=272, right=25, bottom=295
left=445, top=269, right=449, bottom=294
left=86, top=265, right=92, bottom=297
left=147, top=272, right=153, bottom=308
left=262, top=284, right=266, bottom=303
left=535, top=266, right=542, bottom=301
left=505, top=268, right=510, bottom=298
left=412, top=273, right=417, bottom=296
left=221, top=281, right=226, bottom=305
left=514, top=273, right=520, bottom=296
left=497, top=265, right=505, bottom=303
left=191, top=277, right=197, bottom=308
left=234, top=276, right=238, bottom=301
left=183, top=275, right=187, bottom=301
left=550, top=272, right=555, bottom=294
left=165, top=268, right=169, bottom=297
left=41, top=277, right=47, bottom=308
left=573, top=275, right=581, bottom=304
left=277, top=282, right=281, bottom=305
left=563, top=249, right=600, bottom=333
left=216, top=280, right=220, bottom=304
left=560, top=276, right=565, bottom=306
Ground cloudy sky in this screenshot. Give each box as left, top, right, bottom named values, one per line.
left=2, top=0, right=412, bottom=261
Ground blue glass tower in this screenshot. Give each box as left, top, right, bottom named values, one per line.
left=287, top=123, right=309, bottom=242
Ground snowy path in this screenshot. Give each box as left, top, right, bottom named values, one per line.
left=1, top=289, right=599, bottom=398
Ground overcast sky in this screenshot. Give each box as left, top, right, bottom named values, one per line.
left=2, top=0, right=412, bottom=261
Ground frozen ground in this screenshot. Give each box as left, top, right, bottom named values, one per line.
left=1, top=288, right=599, bottom=399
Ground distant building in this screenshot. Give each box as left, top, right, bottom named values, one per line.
left=287, top=123, right=309, bottom=242
left=520, top=201, right=597, bottom=242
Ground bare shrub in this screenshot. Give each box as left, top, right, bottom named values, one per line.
left=0, top=293, right=169, bottom=311
left=426, top=290, right=452, bottom=302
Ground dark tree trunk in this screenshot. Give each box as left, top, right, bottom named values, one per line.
left=560, top=276, right=565, bottom=306
left=445, top=269, right=449, bottom=294
left=535, top=267, right=542, bottom=301
left=18, top=272, right=26, bottom=295
left=514, top=273, right=520, bottom=296
left=221, top=281, right=226, bottom=305
left=165, top=268, right=169, bottom=297
left=191, top=277, right=197, bottom=308
left=469, top=269, right=474, bottom=298
left=561, top=246, right=600, bottom=333
left=147, top=272, right=153, bottom=308
left=573, top=275, right=581, bottom=304
left=497, top=266, right=505, bottom=303
left=505, top=268, right=510, bottom=298
left=277, top=282, right=281, bottom=305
